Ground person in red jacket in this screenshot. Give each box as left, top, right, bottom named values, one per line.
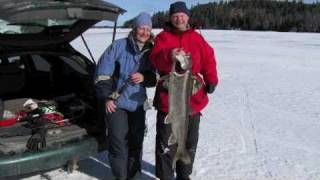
left=149, top=1, right=219, bottom=180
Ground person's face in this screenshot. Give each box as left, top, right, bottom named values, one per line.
left=170, top=12, right=189, bottom=31
left=135, top=25, right=152, bottom=43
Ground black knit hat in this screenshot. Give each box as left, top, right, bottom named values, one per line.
left=169, top=1, right=190, bottom=17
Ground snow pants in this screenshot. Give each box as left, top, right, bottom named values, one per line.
left=105, top=106, right=146, bottom=180
left=155, top=111, right=200, bottom=180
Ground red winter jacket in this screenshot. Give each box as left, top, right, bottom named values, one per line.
left=150, top=26, right=219, bottom=114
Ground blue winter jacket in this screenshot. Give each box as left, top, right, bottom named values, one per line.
left=95, top=35, right=156, bottom=112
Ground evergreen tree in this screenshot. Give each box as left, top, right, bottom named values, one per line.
left=123, top=0, right=320, bottom=32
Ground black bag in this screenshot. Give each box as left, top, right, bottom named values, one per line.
left=54, top=93, right=87, bottom=121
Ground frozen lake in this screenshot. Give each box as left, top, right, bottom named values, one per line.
left=23, top=29, right=320, bottom=180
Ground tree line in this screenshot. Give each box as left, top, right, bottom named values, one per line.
left=124, top=0, right=320, bottom=32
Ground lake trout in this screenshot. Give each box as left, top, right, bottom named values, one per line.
left=164, top=54, right=193, bottom=168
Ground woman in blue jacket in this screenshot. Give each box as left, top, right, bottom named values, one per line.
left=95, top=12, right=156, bottom=180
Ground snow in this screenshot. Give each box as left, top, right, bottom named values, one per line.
left=22, top=29, right=320, bottom=180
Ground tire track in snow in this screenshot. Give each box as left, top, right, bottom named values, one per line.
left=233, top=85, right=320, bottom=178
left=235, top=86, right=259, bottom=155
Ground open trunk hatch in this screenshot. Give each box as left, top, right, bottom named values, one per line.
left=0, top=0, right=125, bottom=47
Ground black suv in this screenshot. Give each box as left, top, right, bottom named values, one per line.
left=0, top=0, right=125, bottom=177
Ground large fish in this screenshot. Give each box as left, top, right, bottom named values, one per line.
left=164, top=54, right=193, bottom=168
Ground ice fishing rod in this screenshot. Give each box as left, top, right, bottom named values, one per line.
left=108, top=78, right=132, bottom=100
left=108, top=46, right=150, bottom=101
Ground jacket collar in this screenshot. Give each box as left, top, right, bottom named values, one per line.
left=164, top=22, right=192, bottom=35
left=127, top=33, right=153, bottom=54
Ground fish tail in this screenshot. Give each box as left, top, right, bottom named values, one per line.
left=168, top=134, right=177, bottom=146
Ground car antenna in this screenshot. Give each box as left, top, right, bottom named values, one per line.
left=81, top=34, right=96, bottom=64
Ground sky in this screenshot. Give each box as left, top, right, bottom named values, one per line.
left=103, top=0, right=319, bottom=26
left=103, top=0, right=215, bottom=25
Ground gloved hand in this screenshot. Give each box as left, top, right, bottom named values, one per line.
left=206, top=84, right=216, bottom=94
left=170, top=48, right=186, bottom=62
left=26, top=128, right=47, bottom=152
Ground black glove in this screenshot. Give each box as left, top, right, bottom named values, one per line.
left=206, top=84, right=216, bottom=94
left=26, top=128, right=47, bottom=152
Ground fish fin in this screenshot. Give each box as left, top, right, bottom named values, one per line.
left=172, top=156, right=178, bottom=170
left=172, top=150, right=192, bottom=169
left=164, top=115, right=171, bottom=124
left=177, top=150, right=192, bottom=165
left=168, top=134, right=177, bottom=146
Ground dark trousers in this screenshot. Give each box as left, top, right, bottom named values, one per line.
left=105, top=106, right=146, bottom=180
left=155, top=111, right=200, bottom=180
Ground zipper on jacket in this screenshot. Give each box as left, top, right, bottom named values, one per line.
left=178, top=33, right=183, bottom=48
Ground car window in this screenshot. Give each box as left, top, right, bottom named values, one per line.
left=7, top=56, right=21, bottom=64
left=31, top=55, right=51, bottom=72
left=0, top=19, right=77, bottom=34
left=3, top=56, right=25, bottom=71
left=0, top=56, right=26, bottom=96
left=60, top=56, right=89, bottom=75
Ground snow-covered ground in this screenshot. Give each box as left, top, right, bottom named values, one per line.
left=23, top=29, right=320, bottom=180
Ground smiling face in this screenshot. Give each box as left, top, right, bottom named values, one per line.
left=170, top=12, right=189, bottom=31
left=135, top=25, right=152, bottom=43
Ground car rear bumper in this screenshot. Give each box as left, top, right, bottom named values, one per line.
left=0, top=136, right=98, bottom=177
